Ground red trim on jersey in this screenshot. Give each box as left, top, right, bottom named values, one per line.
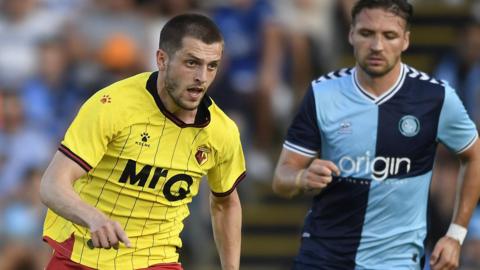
left=212, top=171, right=246, bottom=197
left=59, top=144, right=93, bottom=171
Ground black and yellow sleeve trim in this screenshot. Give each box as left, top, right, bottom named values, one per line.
left=59, top=144, right=93, bottom=172
left=211, top=171, right=246, bottom=197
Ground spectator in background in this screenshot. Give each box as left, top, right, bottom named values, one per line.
left=0, top=0, right=64, bottom=88
left=21, top=37, right=84, bottom=142
left=462, top=206, right=480, bottom=269
left=434, top=18, right=480, bottom=126
left=0, top=92, right=4, bottom=166
left=0, top=167, right=49, bottom=270
left=210, top=0, right=283, bottom=181
left=0, top=91, right=53, bottom=199
left=272, top=0, right=356, bottom=110
left=0, top=242, right=39, bottom=270
left=37, top=0, right=89, bottom=18
left=67, top=0, right=148, bottom=90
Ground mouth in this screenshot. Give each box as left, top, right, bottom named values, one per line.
left=186, top=86, right=204, bottom=99
left=366, top=56, right=385, bottom=66
left=367, top=54, right=384, bottom=62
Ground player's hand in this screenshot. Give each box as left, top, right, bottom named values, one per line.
left=298, top=159, right=340, bottom=192
left=430, top=236, right=461, bottom=270
left=88, top=213, right=131, bottom=250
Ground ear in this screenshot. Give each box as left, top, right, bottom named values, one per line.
left=156, top=49, right=169, bottom=71
left=402, top=31, right=410, bottom=52
left=348, top=27, right=354, bottom=46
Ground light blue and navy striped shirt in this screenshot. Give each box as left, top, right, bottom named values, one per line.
left=284, top=64, right=478, bottom=270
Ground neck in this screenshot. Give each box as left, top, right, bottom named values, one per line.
left=156, top=75, right=197, bottom=124
left=356, top=63, right=402, bottom=97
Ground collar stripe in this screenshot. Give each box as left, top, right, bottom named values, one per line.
left=352, top=64, right=406, bottom=105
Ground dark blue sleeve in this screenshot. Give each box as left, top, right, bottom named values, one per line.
left=284, top=86, right=321, bottom=157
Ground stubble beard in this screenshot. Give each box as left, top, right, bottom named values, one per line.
left=359, top=54, right=398, bottom=78
left=164, top=69, right=198, bottom=111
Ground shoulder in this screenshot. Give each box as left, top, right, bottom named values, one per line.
left=208, top=98, right=241, bottom=136
left=78, top=72, right=156, bottom=123
left=312, top=67, right=354, bottom=86
left=88, top=72, right=154, bottom=109
left=308, top=67, right=354, bottom=102
left=311, top=67, right=354, bottom=91
left=95, top=72, right=152, bottom=101
left=404, top=65, right=448, bottom=90
left=400, top=65, right=452, bottom=104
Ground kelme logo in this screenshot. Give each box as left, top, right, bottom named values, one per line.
left=135, top=132, right=151, bottom=147
left=399, top=115, right=420, bottom=137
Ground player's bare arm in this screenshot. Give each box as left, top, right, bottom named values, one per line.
left=431, top=139, right=480, bottom=270
left=273, top=148, right=340, bottom=198
left=39, top=151, right=131, bottom=249
left=210, top=189, right=242, bottom=270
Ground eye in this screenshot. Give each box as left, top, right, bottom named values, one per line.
left=207, top=63, right=218, bottom=71
left=385, top=33, right=398, bottom=40
left=186, top=60, right=197, bottom=67
left=359, top=30, right=372, bottom=37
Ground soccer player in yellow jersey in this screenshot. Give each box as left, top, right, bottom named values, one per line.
left=39, top=14, right=246, bottom=270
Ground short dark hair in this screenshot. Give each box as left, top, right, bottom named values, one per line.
left=352, top=0, right=413, bottom=27
left=159, top=13, right=223, bottom=55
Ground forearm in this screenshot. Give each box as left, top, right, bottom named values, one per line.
left=210, top=191, right=242, bottom=270
left=272, top=164, right=302, bottom=198
left=40, top=176, right=103, bottom=228
left=39, top=152, right=104, bottom=229
left=452, top=158, right=480, bottom=227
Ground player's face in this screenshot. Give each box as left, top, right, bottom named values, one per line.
left=349, top=8, right=410, bottom=77
left=161, top=37, right=222, bottom=111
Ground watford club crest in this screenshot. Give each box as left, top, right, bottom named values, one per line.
left=195, top=145, right=210, bottom=166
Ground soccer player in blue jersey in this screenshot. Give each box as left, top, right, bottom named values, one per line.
left=272, top=0, right=480, bottom=269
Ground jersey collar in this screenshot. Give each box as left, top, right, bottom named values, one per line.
left=146, top=71, right=212, bottom=128
left=352, top=63, right=406, bottom=105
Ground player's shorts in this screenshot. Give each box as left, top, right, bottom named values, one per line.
left=44, top=234, right=183, bottom=270
left=292, top=236, right=354, bottom=270
left=292, top=235, right=425, bottom=270
left=45, top=250, right=183, bottom=270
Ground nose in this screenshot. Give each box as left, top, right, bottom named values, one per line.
left=370, top=36, right=384, bottom=51
left=194, top=66, right=208, bottom=85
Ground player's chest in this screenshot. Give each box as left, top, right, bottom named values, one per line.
left=107, top=122, right=216, bottom=174
left=319, top=100, right=440, bottom=157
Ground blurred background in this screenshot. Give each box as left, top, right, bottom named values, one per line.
left=0, top=0, right=480, bottom=269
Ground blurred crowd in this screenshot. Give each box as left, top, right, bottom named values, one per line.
left=0, top=0, right=480, bottom=269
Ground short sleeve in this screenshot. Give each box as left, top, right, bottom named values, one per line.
left=60, top=91, right=121, bottom=171
left=207, top=124, right=246, bottom=197
left=437, top=84, right=478, bottom=153
left=284, top=86, right=322, bottom=157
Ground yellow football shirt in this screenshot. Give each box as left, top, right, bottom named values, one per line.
left=42, top=72, right=246, bottom=269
